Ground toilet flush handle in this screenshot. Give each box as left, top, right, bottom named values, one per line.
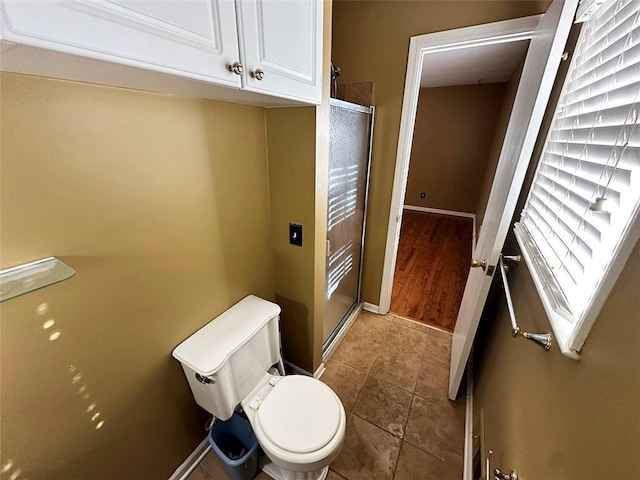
left=195, top=373, right=214, bottom=385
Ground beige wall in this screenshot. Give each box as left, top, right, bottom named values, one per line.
left=475, top=56, right=525, bottom=233
left=332, top=0, right=551, bottom=304
left=474, top=240, right=640, bottom=479
left=265, top=0, right=332, bottom=374
left=405, top=84, right=507, bottom=214
left=0, top=73, right=275, bottom=478
left=266, top=107, right=319, bottom=372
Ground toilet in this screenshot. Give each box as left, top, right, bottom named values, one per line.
left=172, top=295, right=346, bottom=480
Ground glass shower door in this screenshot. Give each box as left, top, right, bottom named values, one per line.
left=323, top=99, right=373, bottom=345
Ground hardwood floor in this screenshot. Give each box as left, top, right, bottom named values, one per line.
left=390, top=210, right=473, bottom=332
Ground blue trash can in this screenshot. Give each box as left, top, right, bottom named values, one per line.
left=208, top=413, right=258, bottom=480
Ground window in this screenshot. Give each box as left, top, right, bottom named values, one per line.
left=514, top=0, right=640, bottom=358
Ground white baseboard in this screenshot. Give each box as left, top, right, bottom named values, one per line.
left=283, top=360, right=326, bottom=379
left=363, top=302, right=380, bottom=314
left=403, top=204, right=475, bottom=219
left=168, top=437, right=211, bottom=480
left=463, top=357, right=474, bottom=480
left=284, top=361, right=313, bottom=377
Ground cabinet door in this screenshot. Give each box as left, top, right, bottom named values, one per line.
left=237, top=0, right=323, bottom=104
left=1, top=0, right=242, bottom=88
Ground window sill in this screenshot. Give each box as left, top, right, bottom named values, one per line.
left=514, top=223, right=581, bottom=360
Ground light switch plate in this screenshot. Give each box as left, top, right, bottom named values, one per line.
left=289, top=223, right=302, bottom=246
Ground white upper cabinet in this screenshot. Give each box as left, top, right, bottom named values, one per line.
left=0, top=0, right=323, bottom=105
left=238, top=0, right=323, bottom=104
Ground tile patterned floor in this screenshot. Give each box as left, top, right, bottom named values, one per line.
left=187, top=311, right=465, bottom=480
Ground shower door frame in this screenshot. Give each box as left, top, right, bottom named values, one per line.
left=322, top=98, right=375, bottom=353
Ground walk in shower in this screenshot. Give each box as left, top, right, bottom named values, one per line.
left=323, top=98, right=374, bottom=348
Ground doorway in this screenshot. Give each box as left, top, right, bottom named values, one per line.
left=388, top=41, right=530, bottom=331
left=379, top=0, right=576, bottom=402
left=380, top=15, right=541, bottom=320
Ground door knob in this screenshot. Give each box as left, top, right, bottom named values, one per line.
left=251, top=69, right=265, bottom=80
left=227, top=62, right=243, bottom=75
left=471, top=258, right=487, bottom=270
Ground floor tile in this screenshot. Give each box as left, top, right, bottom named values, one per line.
left=391, top=315, right=433, bottom=334
left=332, top=314, right=391, bottom=371
left=404, top=395, right=465, bottom=466
left=414, top=360, right=450, bottom=407
left=199, top=451, right=228, bottom=479
left=321, top=359, right=367, bottom=412
left=331, top=333, right=379, bottom=372
left=327, top=470, right=348, bottom=479
left=331, top=414, right=402, bottom=480
left=350, top=311, right=393, bottom=335
left=352, top=376, right=412, bottom=438
left=422, top=332, right=452, bottom=369
left=429, top=327, right=453, bottom=343
left=186, top=465, right=214, bottom=480
left=383, top=323, right=429, bottom=359
left=369, top=351, right=422, bottom=392
left=393, top=442, right=462, bottom=480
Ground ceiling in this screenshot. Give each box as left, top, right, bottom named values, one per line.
left=420, top=39, right=529, bottom=88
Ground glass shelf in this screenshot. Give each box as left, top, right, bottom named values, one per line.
left=0, top=257, right=75, bottom=303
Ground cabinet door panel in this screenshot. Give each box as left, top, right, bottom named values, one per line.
left=1, top=0, right=242, bottom=87
left=238, top=0, right=322, bottom=103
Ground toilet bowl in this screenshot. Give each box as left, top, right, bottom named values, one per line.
left=242, top=373, right=345, bottom=480
left=172, top=295, right=345, bottom=480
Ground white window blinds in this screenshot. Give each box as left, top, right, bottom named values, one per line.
left=515, top=0, right=640, bottom=355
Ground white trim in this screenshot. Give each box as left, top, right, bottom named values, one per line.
left=363, top=302, right=379, bottom=314
left=515, top=206, right=640, bottom=359
left=463, top=356, right=474, bottom=480
left=322, top=303, right=363, bottom=363
left=284, top=361, right=313, bottom=377
left=168, top=437, right=211, bottom=480
left=403, top=204, right=475, bottom=219
left=379, top=14, right=542, bottom=315
left=283, top=360, right=327, bottom=379
left=472, top=215, right=477, bottom=257
left=314, top=362, right=326, bottom=379
left=576, top=0, right=606, bottom=23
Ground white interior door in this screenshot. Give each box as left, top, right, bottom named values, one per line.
left=448, top=0, right=578, bottom=400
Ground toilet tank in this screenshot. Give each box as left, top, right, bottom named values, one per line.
left=172, top=295, right=282, bottom=420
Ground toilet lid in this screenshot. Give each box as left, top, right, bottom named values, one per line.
left=257, top=376, right=341, bottom=454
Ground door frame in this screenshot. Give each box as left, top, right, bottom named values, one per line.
left=378, top=15, right=542, bottom=315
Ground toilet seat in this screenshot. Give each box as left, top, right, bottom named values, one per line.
left=257, top=376, right=341, bottom=454
left=242, top=373, right=346, bottom=473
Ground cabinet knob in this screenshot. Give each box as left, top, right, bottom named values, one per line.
left=251, top=69, right=265, bottom=81
left=227, top=62, right=243, bottom=75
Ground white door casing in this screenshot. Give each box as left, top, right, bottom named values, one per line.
left=380, top=15, right=543, bottom=317
left=237, top=0, right=323, bottom=104
left=448, top=0, right=578, bottom=399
